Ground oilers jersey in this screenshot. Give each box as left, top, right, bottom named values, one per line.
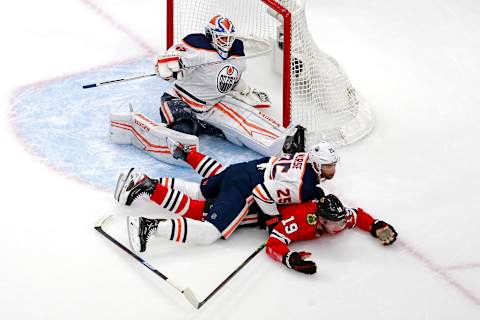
left=252, top=153, right=321, bottom=216
left=167, top=33, right=246, bottom=109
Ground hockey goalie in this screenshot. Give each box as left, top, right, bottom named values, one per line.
left=155, top=15, right=304, bottom=156
left=110, top=15, right=304, bottom=166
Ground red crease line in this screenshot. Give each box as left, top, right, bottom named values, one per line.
left=398, top=240, right=480, bottom=305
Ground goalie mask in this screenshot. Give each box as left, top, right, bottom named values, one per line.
left=206, top=15, right=236, bottom=59
left=308, top=141, right=339, bottom=180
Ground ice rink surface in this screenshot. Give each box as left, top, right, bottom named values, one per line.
left=1, top=0, right=479, bottom=319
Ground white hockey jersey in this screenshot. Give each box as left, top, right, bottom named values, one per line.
left=253, top=153, right=321, bottom=216
left=167, top=34, right=247, bottom=110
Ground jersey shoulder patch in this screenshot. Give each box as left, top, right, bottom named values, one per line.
left=228, top=39, right=245, bottom=57
left=182, top=33, right=216, bottom=51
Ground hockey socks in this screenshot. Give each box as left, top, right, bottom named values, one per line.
left=157, top=177, right=205, bottom=200
left=155, top=218, right=221, bottom=245
left=150, top=183, right=205, bottom=220
left=186, top=150, right=224, bottom=178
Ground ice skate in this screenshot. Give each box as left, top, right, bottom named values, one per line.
left=115, top=168, right=158, bottom=205
left=127, top=216, right=164, bottom=252
left=166, top=137, right=191, bottom=161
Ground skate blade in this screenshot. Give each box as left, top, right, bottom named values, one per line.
left=116, top=168, right=135, bottom=204
left=114, top=173, right=125, bottom=201
left=94, top=214, right=114, bottom=229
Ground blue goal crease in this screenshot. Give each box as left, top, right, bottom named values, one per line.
left=9, top=58, right=260, bottom=191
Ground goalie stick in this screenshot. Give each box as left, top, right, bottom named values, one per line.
left=82, top=73, right=157, bottom=89
left=82, top=38, right=271, bottom=89
left=95, top=215, right=266, bottom=309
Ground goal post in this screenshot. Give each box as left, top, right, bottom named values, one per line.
left=166, top=0, right=374, bottom=147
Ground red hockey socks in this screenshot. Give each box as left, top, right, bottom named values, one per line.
left=150, top=184, right=205, bottom=220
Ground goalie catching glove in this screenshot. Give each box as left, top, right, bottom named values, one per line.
left=155, top=54, right=184, bottom=80
left=283, top=251, right=317, bottom=275
left=370, top=220, right=397, bottom=245
left=229, top=78, right=272, bottom=108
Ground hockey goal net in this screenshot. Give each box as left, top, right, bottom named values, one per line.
left=166, top=0, right=374, bottom=147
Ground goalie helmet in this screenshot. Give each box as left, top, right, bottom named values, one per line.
left=317, top=194, right=346, bottom=221
left=205, top=15, right=236, bottom=59
left=308, top=141, right=339, bottom=174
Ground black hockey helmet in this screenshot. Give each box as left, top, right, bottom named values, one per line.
left=317, top=194, right=346, bottom=221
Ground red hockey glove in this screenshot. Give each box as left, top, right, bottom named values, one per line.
left=282, top=251, right=317, bottom=275
left=265, top=215, right=281, bottom=233
left=370, top=220, right=397, bottom=245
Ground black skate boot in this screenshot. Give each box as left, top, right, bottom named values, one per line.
left=115, top=168, right=158, bottom=205
left=166, top=137, right=192, bottom=161
left=127, top=216, right=165, bottom=252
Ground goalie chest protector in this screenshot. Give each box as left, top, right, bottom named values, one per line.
left=172, top=34, right=247, bottom=105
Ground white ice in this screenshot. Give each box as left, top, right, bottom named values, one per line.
left=1, top=0, right=479, bottom=319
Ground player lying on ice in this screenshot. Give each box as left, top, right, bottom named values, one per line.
left=155, top=14, right=305, bottom=156
left=116, top=138, right=338, bottom=244
left=115, top=140, right=397, bottom=274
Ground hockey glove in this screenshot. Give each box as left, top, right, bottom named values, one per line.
left=283, top=251, right=317, bottom=275
left=229, top=78, right=272, bottom=108
left=155, top=54, right=184, bottom=80
left=257, top=208, right=281, bottom=233
left=282, top=125, right=306, bottom=154
left=370, top=220, right=397, bottom=245
left=265, top=215, right=281, bottom=233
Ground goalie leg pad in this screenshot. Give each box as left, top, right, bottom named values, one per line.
left=110, top=110, right=199, bottom=167
left=199, top=96, right=289, bottom=156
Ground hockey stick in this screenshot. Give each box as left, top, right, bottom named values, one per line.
left=94, top=215, right=200, bottom=308
left=82, top=73, right=157, bottom=89
left=82, top=38, right=271, bottom=89
left=82, top=53, right=255, bottom=89
left=95, top=215, right=266, bottom=309
left=196, top=241, right=266, bottom=309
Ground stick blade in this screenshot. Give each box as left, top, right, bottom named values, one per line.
left=94, top=214, right=114, bottom=229
left=182, top=287, right=200, bottom=309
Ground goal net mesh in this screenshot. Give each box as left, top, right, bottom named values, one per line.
left=169, top=0, right=373, bottom=147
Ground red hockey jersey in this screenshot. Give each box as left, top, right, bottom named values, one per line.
left=266, top=201, right=375, bottom=262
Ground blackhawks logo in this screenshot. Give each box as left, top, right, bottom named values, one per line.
left=306, top=213, right=317, bottom=226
